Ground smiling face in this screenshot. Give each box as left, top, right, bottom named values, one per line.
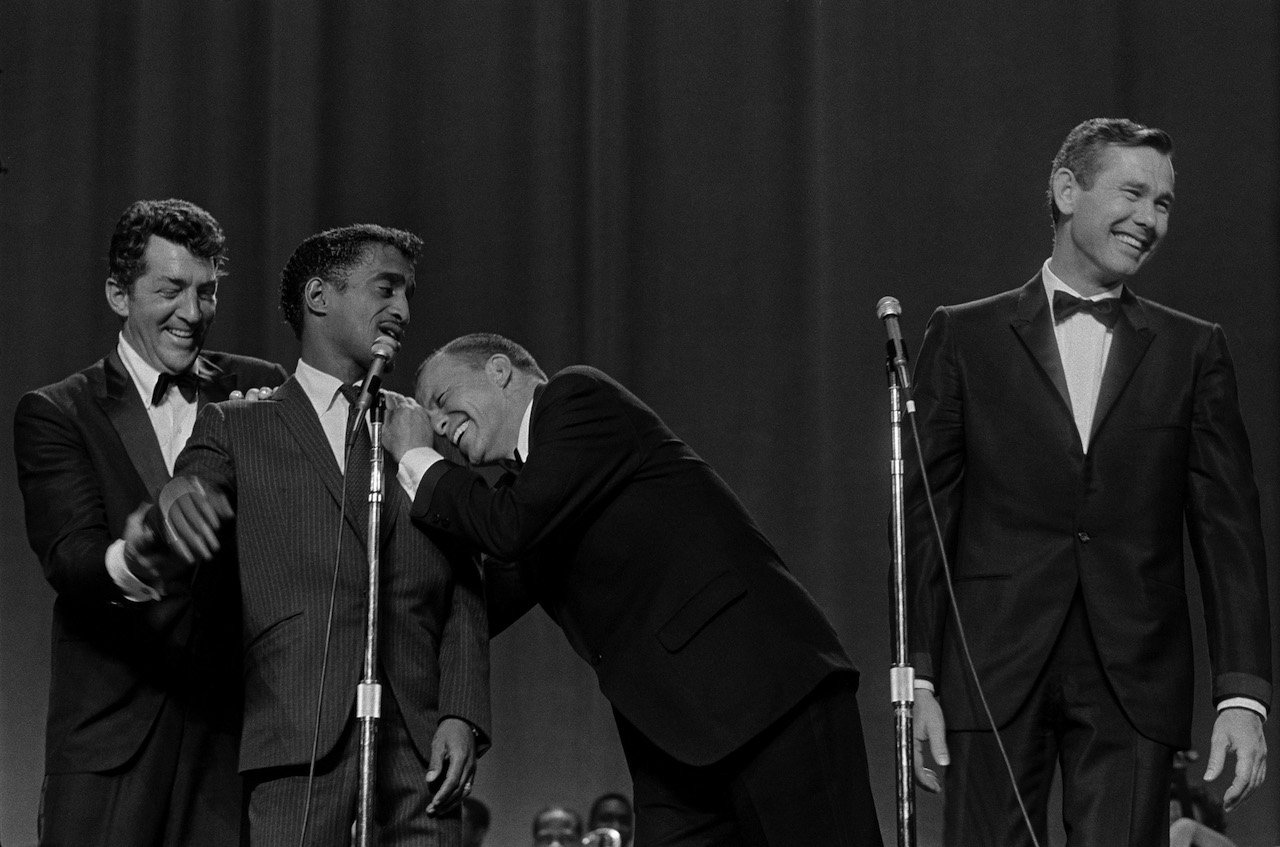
left=106, top=235, right=218, bottom=374
left=417, top=352, right=523, bottom=466
left=1050, top=143, right=1175, bottom=295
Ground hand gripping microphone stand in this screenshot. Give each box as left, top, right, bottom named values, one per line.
left=354, top=394, right=386, bottom=847
left=877, top=295, right=916, bottom=847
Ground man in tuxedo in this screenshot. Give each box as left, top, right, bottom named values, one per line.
left=383, top=333, right=882, bottom=847
left=132, top=224, right=490, bottom=845
left=13, top=198, right=286, bottom=846
left=906, top=118, right=1271, bottom=845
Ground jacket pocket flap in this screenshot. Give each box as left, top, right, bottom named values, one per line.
left=657, top=569, right=747, bottom=653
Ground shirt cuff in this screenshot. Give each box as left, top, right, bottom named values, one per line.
left=1218, top=697, right=1267, bottom=721
left=397, top=446, right=446, bottom=499
left=914, top=679, right=935, bottom=693
left=106, top=538, right=162, bottom=602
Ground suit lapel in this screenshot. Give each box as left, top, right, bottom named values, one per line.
left=192, top=354, right=238, bottom=407
left=1089, top=290, right=1155, bottom=442
left=271, top=377, right=379, bottom=550
left=1010, top=276, right=1075, bottom=423
left=96, top=350, right=170, bottom=499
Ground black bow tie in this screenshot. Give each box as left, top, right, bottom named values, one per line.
left=497, top=450, right=525, bottom=475
left=152, top=370, right=203, bottom=405
left=1052, top=290, right=1120, bottom=328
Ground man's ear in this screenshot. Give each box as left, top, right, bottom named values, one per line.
left=486, top=354, right=513, bottom=388
left=105, top=277, right=130, bottom=319
left=1051, top=167, right=1078, bottom=219
left=303, top=277, right=328, bottom=319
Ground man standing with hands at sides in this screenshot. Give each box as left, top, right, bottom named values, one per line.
left=13, top=198, right=286, bottom=846
left=383, top=334, right=883, bottom=847
left=127, top=225, right=490, bottom=845
left=906, top=118, right=1271, bottom=845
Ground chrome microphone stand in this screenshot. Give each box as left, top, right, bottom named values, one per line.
left=355, top=395, right=386, bottom=847
left=887, top=348, right=917, bottom=847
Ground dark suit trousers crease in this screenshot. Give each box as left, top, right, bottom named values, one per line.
left=244, top=682, right=461, bottom=847
left=38, top=692, right=241, bottom=847
left=618, top=672, right=882, bottom=847
left=944, top=592, right=1176, bottom=847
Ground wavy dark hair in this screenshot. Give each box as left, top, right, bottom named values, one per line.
left=1047, top=118, right=1173, bottom=225
left=278, top=224, right=422, bottom=339
left=107, top=198, right=226, bottom=290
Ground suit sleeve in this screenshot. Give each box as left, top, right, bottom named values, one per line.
left=152, top=403, right=240, bottom=542
left=14, top=390, right=127, bottom=604
left=434, top=538, right=493, bottom=751
left=903, top=307, right=967, bottom=683
left=411, top=372, right=643, bottom=562
left=1184, top=325, right=1272, bottom=708
left=482, top=555, right=540, bottom=637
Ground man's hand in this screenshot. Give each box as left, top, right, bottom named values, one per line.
left=1203, top=707, right=1267, bottom=811
left=122, top=503, right=185, bottom=594
left=229, top=386, right=275, bottom=401
left=425, top=717, right=477, bottom=816
left=382, top=396, right=434, bottom=463
left=913, top=687, right=950, bottom=793
left=164, top=481, right=234, bottom=564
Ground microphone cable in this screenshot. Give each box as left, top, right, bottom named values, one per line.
left=298, top=414, right=365, bottom=846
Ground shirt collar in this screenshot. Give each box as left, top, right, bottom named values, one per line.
left=1042, top=258, right=1124, bottom=303
left=516, top=397, right=533, bottom=462
left=117, top=333, right=164, bottom=408
left=294, top=357, right=347, bottom=415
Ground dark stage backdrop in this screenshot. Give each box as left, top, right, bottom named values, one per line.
left=2, top=2, right=1278, bottom=844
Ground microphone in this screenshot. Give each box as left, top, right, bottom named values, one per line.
left=348, top=335, right=398, bottom=441
left=876, top=296, right=911, bottom=390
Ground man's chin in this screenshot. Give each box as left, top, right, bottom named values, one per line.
left=160, top=350, right=201, bottom=374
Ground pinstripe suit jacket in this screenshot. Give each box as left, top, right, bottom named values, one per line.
left=170, top=376, right=490, bottom=770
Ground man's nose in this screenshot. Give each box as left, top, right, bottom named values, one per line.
left=1132, top=198, right=1156, bottom=228
left=176, top=287, right=202, bottom=321
left=429, top=410, right=448, bottom=435
left=390, top=291, right=410, bottom=327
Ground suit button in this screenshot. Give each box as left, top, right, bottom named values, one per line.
left=591, top=652, right=603, bottom=666
left=434, top=514, right=450, bottom=527
left=1076, top=531, right=1090, bottom=543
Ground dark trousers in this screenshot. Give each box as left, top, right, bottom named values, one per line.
left=38, top=694, right=242, bottom=847
left=618, top=672, right=883, bottom=847
left=244, top=685, right=460, bottom=846
left=944, top=593, right=1176, bottom=847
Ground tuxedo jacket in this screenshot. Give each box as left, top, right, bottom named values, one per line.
left=905, top=276, right=1271, bottom=747
left=412, top=366, right=853, bottom=766
left=14, top=349, right=286, bottom=773
left=170, top=376, right=490, bottom=771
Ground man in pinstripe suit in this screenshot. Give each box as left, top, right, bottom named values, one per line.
left=129, top=225, right=490, bottom=845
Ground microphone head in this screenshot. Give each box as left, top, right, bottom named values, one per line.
left=370, top=335, right=399, bottom=363
left=876, top=296, right=902, bottom=320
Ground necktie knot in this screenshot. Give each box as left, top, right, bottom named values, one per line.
left=339, top=382, right=363, bottom=407
left=1052, top=290, right=1119, bottom=328
left=152, top=370, right=202, bottom=405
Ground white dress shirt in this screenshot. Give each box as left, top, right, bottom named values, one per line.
left=1041, top=259, right=1122, bottom=451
